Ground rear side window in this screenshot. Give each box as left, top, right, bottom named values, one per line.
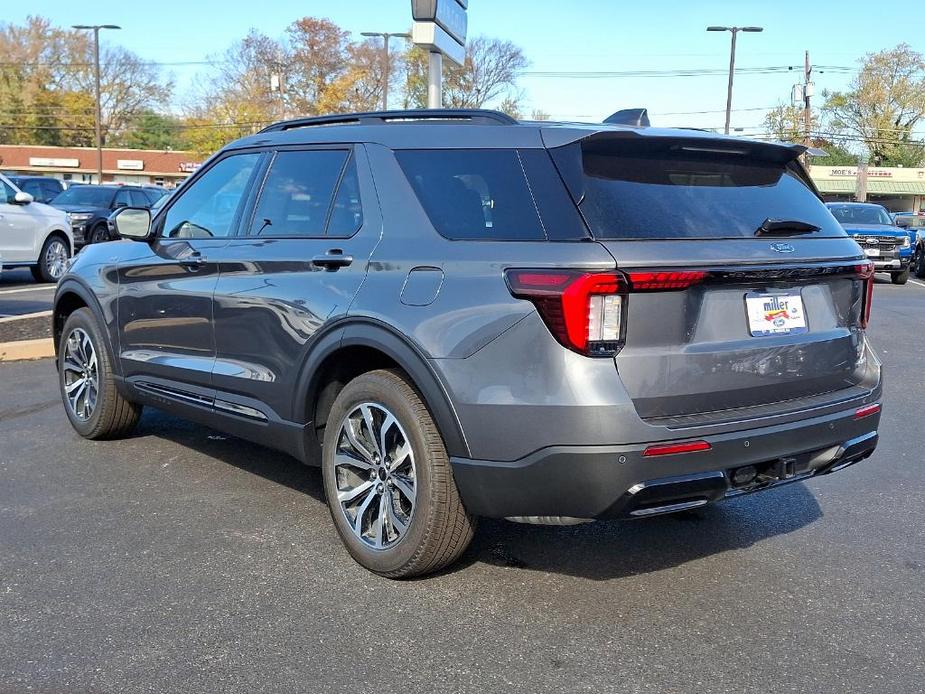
left=395, top=149, right=586, bottom=241
left=553, top=139, right=846, bottom=240
left=249, top=149, right=356, bottom=237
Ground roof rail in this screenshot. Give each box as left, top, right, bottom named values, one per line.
left=258, top=109, right=517, bottom=133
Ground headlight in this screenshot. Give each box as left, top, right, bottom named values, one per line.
left=68, top=213, right=93, bottom=223
left=902, top=235, right=911, bottom=248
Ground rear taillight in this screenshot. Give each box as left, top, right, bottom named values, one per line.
left=856, top=261, right=874, bottom=328
left=505, top=269, right=623, bottom=355
left=625, top=270, right=708, bottom=291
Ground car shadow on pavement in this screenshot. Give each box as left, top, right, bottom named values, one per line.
left=457, top=483, right=823, bottom=580
left=134, top=409, right=822, bottom=581
left=134, top=409, right=326, bottom=504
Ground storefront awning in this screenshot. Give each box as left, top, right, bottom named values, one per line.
left=813, top=179, right=925, bottom=195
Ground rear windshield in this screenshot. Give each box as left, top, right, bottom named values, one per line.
left=827, top=205, right=892, bottom=226
left=395, top=149, right=587, bottom=241
left=553, top=139, right=845, bottom=240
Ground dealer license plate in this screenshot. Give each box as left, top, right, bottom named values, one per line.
left=745, top=293, right=808, bottom=337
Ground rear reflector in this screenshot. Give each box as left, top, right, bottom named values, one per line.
left=854, top=403, right=881, bottom=420
left=643, top=440, right=712, bottom=457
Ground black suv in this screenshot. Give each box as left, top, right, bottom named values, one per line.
left=50, top=184, right=166, bottom=246
left=53, top=109, right=882, bottom=578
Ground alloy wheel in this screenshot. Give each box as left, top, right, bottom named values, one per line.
left=62, top=328, right=99, bottom=420
left=334, top=402, right=417, bottom=550
left=45, top=239, right=68, bottom=280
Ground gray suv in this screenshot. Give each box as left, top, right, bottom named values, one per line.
left=52, top=109, right=882, bottom=577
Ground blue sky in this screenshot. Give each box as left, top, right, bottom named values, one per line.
left=19, top=0, right=925, bottom=133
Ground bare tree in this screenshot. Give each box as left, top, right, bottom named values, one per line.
left=402, top=36, right=528, bottom=110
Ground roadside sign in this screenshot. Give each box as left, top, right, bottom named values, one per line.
left=412, top=21, right=465, bottom=66
left=411, top=0, right=467, bottom=45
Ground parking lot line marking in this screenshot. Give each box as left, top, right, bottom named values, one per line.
left=910, top=279, right=925, bottom=289
left=0, top=285, right=55, bottom=295
left=0, top=310, right=53, bottom=324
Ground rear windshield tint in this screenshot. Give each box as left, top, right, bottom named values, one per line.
left=395, top=149, right=587, bottom=241
left=553, top=140, right=846, bottom=240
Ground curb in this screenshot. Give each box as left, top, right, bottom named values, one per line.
left=0, top=338, right=55, bottom=362
left=0, top=310, right=53, bottom=324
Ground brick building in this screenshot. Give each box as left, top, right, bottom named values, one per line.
left=0, top=144, right=201, bottom=188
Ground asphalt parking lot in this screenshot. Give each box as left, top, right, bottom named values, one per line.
left=0, top=269, right=55, bottom=318
left=1, top=280, right=923, bottom=694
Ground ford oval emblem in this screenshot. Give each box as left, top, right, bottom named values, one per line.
left=770, top=242, right=796, bottom=254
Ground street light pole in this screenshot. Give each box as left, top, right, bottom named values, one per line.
left=706, top=25, right=763, bottom=135
left=72, top=24, right=120, bottom=184
left=361, top=31, right=411, bottom=111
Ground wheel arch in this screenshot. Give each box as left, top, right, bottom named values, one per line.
left=294, top=319, right=470, bottom=463
left=53, top=279, right=118, bottom=373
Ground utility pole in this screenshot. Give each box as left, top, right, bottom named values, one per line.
left=361, top=32, right=411, bottom=111
left=856, top=156, right=869, bottom=202
left=707, top=26, right=763, bottom=135
left=72, top=24, right=120, bottom=184
left=803, top=50, right=813, bottom=150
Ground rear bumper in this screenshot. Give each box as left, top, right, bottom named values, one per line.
left=871, top=257, right=907, bottom=271
left=450, top=405, right=880, bottom=519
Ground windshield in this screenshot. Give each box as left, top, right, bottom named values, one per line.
left=52, top=185, right=115, bottom=207
left=555, top=139, right=845, bottom=240
left=827, top=204, right=892, bottom=226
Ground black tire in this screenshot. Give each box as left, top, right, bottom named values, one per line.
left=915, top=249, right=925, bottom=279
left=89, top=223, right=110, bottom=244
left=58, top=307, right=142, bottom=440
left=321, top=368, right=476, bottom=578
left=32, top=234, right=70, bottom=283
left=891, top=269, right=909, bottom=285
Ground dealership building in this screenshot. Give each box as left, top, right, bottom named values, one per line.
left=809, top=165, right=925, bottom=213
left=0, top=144, right=200, bottom=187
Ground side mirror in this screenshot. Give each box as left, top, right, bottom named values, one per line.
left=13, top=191, right=33, bottom=205
left=112, top=207, right=152, bottom=241
left=895, top=217, right=910, bottom=228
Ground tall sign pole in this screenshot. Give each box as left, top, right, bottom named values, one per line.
left=428, top=51, right=443, bottom=108
left=411, top=0, right=468, bottom=109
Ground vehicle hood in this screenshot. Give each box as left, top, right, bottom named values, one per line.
left=51, top=204, right=107, bottom=215
left=26, top=201, right=68, bottom=224
left=839, top=223, right=906, bottom=237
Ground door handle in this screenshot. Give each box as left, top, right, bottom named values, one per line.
left=311, top=249, right=353, bottom=270
left=179, top=250, right=204, bottom=269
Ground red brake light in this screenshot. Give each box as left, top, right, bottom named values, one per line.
left=626, top=270, right=709, bottom=291
left=505, top=269, right=623, bottom=354
left=855, top=261, right=874, bottom=328
left=643, top=440, right=712, bottom=457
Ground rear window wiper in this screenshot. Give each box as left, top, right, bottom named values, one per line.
left=755, top=218, right=821, bottom=236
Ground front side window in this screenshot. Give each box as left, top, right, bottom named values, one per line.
left=1, top=178, right=16, bottom=203
left=249, top=149, right=352, bottom=237
left=160, top=153, right=260, bottom=239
